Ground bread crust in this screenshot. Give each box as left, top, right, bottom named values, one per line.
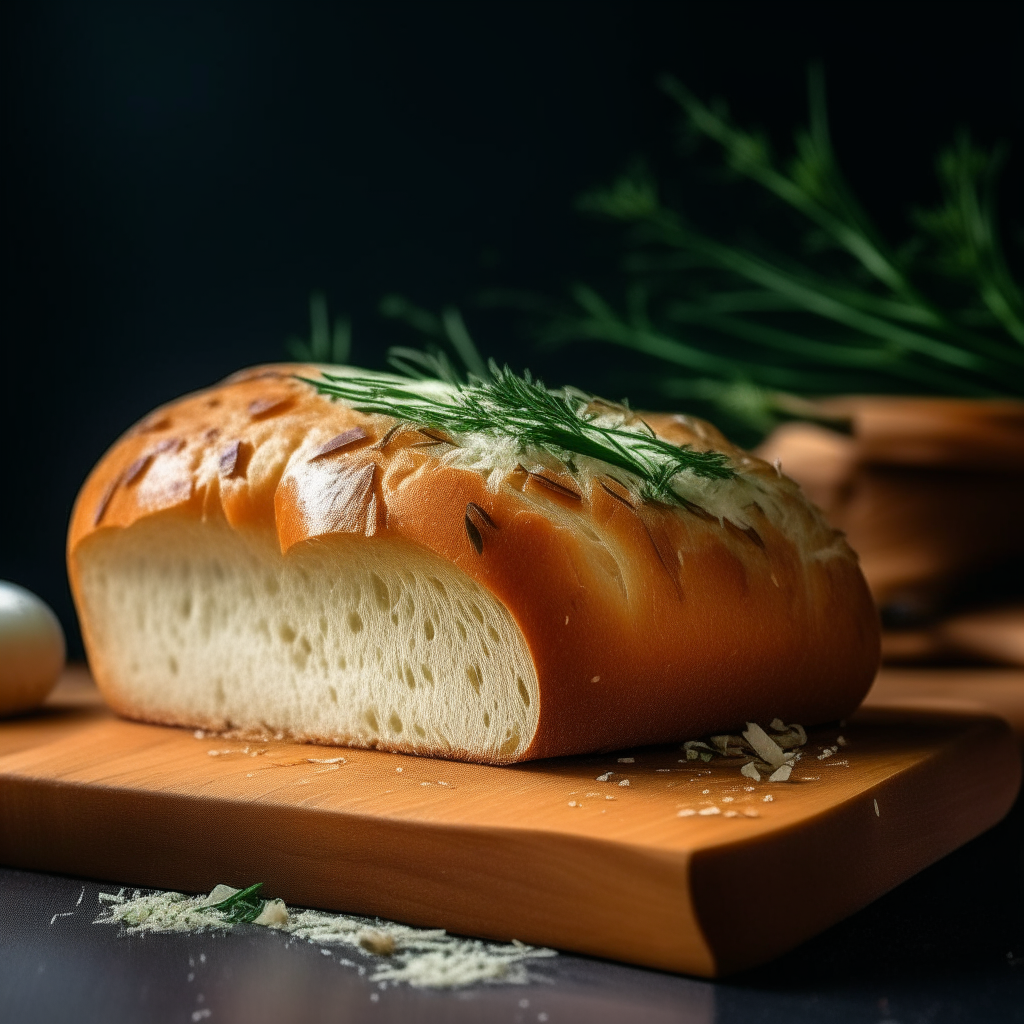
left=68, top=365, right=880, bottom=761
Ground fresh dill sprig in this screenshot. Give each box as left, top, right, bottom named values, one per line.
left=301, top=362, right=735, bottom=502
left=287, top=292, right=352, bottom=364
left=209, top=883, right=267, bottom=925
left=528, top=65, right=1024, bottom=438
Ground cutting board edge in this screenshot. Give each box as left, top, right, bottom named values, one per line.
left=0, top=771, right=722, bottom=976
left=690, top=708, right=1022, bottom=976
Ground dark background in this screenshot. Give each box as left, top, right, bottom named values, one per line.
left=3, top=1, right=1022, bottom=656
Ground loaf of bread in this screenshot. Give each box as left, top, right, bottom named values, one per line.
left=68, top=365, right=879, bottom=763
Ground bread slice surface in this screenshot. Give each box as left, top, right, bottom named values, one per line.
left=77, top=515, right=538, bottom=761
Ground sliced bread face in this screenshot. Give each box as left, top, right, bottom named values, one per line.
left=75, top=514, right=539, bottom=762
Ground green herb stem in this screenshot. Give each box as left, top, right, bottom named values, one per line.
left=301, top=364, right=735, bottom=504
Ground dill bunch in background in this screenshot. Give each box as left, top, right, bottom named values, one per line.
left=481, top=67, right=1024, bottom=444
left=289, top=68, right=1022, bottom=449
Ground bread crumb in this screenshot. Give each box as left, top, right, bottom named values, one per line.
left=590, top=676, right=600, bottom=683
left=763, top=794, right=774, bottom=802
left=567, top=801, right=577, bottom=807
left=254, top=899, right=289, bottom=927
left=358, top=930, right=396, bottom=956
left=618, top=779, right=630, bottom=787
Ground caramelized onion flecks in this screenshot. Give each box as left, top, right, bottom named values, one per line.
left=527, top=471, right=582, bottom=501
left=219, top=441, right=242, bottom=478
left=123, top=454, right=153, bottom=486
left=248, top=396, right=292, bottom=418
left=309, top=427, right=368, bottom=461
left=412, top=428, right=456, bottom=447
left=464, top=515, right=484, bottom=555
left=138, top=414, right=172, bottom=434
left=373, top=423, right=403, bottom=450
left=93, top=478, right=119, bottom=525
left=466, top=502, right=497, bottom=530
left=599, top=480, right=635, bottom=508
left=743, top=526, right=766, bottom=550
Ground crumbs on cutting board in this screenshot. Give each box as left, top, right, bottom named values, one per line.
left=574, top=721, right=852, bottom=820
left=91, top=884, right=556, bottom=990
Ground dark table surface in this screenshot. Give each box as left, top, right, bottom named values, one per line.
left=2, top=795, right=1022, bottom=1024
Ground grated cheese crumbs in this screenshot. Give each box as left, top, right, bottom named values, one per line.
left=678, top=809, right=696, bottom=817
left=95, top=885, right=556, bottom=989
left=763, top=794, right=774, bottom=802
left=698, top=807, right=720, bottom=816
left=596, top=772, right=612, bottom=782
left=617, top=779, right=630, bottom=787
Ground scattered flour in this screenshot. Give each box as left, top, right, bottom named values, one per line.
left=94, top=885, right=556, bottom=989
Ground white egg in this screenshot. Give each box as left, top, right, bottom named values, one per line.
left=0, top=581, right=66, bottom=716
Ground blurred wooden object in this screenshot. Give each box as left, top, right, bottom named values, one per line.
left=867, top=665, right=1024, bottom=741
left=757, top=398, right=1024, bottom=637
left=879, top=607, right=1024, bottom=667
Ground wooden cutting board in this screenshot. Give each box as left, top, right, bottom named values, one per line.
left=0, top=668, right=1019, bottom=978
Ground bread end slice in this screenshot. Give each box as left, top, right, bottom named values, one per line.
left=74, top=513, right=539, bottom=763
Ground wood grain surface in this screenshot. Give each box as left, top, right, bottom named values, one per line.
left=0, top=669, right=1019, bottom=977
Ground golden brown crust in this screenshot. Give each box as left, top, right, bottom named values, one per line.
left=68, top=365, right=880, bottom=760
